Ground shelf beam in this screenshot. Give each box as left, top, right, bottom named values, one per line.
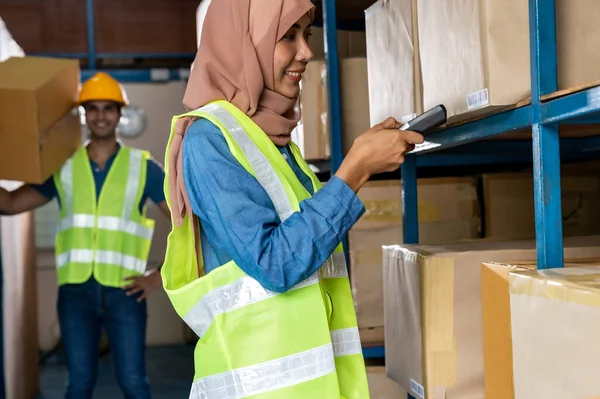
left=80, top=69, right=189, bottom=83
left=410, top=106, right=532, bottom=154
left=541, top=85, right=600, bottom=124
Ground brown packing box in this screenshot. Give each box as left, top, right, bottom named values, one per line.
left=339, top=58, right=371, bottom=155
left=350, top=179, right=480, bottom=344
left=0, top=56, right=82, bottom=183
left=417, top=0, right=600, bottom=118
left=510, top=265, right=600, bottom=398
left=308, top=27, right=367, bottom=59
left=299, top=61, right=330, bottom=161
left=367, top=366, right=408, bottom=398
left=483, top=172, right=600, bottom=240
left=365, top=0, right=423, bottom=128
left=382, top=236, right=600, bottom=399
left=297, top=58, right=371, bottom=159
left=481, top=258, right=600, bottom=399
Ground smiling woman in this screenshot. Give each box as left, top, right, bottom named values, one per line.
left=274, top=15, right=314, bottom=99
left=159, top=0, right=423, bottom=397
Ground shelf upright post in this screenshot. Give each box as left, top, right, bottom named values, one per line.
left=401, top=155, right=419, bottom=245
left=322, top=0, right=350, bottom=265
left=529, top=0, right=564, bottom=269
left=402, top=154, right=419, bottom=399
left=86, top=0, right=96, bottom=70
left=323, top=0, right=343, bottom=174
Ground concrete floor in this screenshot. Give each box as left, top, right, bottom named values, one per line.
left=37, top=345, right=195, bottom=399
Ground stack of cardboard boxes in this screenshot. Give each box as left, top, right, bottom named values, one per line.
left=293, top=2, right=600, bottom=396
left=350, top=179, right=481, bottom=345
left=365, top=0, right=600, bottom=122
left=382, top=237, right=600, bottom=398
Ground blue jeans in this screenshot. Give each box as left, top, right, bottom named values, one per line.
left=57, top=277, right=151, bottom=399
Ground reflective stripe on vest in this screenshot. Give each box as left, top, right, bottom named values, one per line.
left=57, top=214, right=153, bottom=241
left=56, top=249, right=147, bottom=274
left=189, top=344, right=336, bottom=399
left=182, top=255, right=354, bottom=346
left=200, top=103, right=295, bottom=222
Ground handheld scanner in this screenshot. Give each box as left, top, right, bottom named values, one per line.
left=399, top=105, right=447, bottom=134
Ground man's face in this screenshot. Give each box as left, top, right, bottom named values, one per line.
left=84, top=100, right=121, bottom=139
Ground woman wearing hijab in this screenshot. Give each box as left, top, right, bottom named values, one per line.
left=161, top=0, right=424, bottom=397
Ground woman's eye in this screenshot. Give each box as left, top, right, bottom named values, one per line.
left=283, top=34, right=295, bottom=40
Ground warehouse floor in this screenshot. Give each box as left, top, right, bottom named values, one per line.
left=36, top=345, right=195, bottom=399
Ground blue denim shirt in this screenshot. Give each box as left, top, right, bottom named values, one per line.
left=182, top=118, right=365, bottom=293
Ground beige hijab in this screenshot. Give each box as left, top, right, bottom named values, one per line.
left=168, top=0, right=315, bottom=229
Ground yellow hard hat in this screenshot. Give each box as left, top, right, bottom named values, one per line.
left=78, top=72, right=129, bottom=106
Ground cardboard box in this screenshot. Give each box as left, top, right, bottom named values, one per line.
left=340, top=57, right=371, bottom=155
left=350, top=179, right=480, bottom=343
left=510, top=265, right=600, bottom=399
left=298, top=61, right=330, bottom=161
left=483, top=172, right=600, bottom=240
left=0, top=56, right=82, bottom=183
left=309, top=27, right=367, bottom=59
left=367, top=366, right=408, bottom=398
left=417, top=0, right=600, bottom=118
left=382, top=236, right=600, bottom=399
left=365, top=0, right=423, bottom=127
left=296, top=58, right=371, bottom=159
left=481, top=259, right=600, bottom=399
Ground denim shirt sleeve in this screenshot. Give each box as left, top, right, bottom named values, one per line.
left=182, top=118, right=365, bottom=293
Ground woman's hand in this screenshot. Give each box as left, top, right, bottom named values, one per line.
left=335, top=117, right=424, bottom=192
left=123, top=269, right=163, bottom=302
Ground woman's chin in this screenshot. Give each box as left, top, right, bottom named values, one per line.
left=269, top=134, right=292, bottom=147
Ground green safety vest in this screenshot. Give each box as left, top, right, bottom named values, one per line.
left=161, top=100, right=370, bottom=398
left=53, top=144, right=155, bottom=287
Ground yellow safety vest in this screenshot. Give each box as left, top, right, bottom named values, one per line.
left=53, top=144, right=155, bottom=287
left=161, top=100, right=370, bottom=398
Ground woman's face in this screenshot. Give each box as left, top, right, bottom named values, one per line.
left=273, top=13, right=314, bottom=100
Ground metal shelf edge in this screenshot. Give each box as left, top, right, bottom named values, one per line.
left=410, top=106, right=532, bottom=154
left=541, top=85, right=600, bottom=124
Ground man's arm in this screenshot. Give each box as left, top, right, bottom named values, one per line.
left=156, top=200, right=170, bottom=219
left=145, top=157, right=170, bottom=219
left=0, top=185, right=52, bottom=215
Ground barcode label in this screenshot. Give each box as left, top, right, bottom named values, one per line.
left=410, top=379, right=425, bottom=399
left=466, top=88, right=489, bottom=110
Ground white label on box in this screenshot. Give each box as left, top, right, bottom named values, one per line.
left=466, top=88, right=489, bottom=110
left=410, top=379, right=425, bottom=399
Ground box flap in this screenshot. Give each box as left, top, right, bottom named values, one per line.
left=510, top=265, right=600, bottom=307
left=0, top=56, right=79, bottom=90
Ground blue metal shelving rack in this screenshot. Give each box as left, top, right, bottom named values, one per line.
left=321, top=0, right=600, bottom=397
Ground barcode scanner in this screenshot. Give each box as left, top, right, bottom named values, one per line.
left=399, top=105, right=447, bottom=135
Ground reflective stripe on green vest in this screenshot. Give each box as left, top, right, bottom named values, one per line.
left=53, top=144, right=156, bottom=287
left=161, top=100, right=370, bottom=399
